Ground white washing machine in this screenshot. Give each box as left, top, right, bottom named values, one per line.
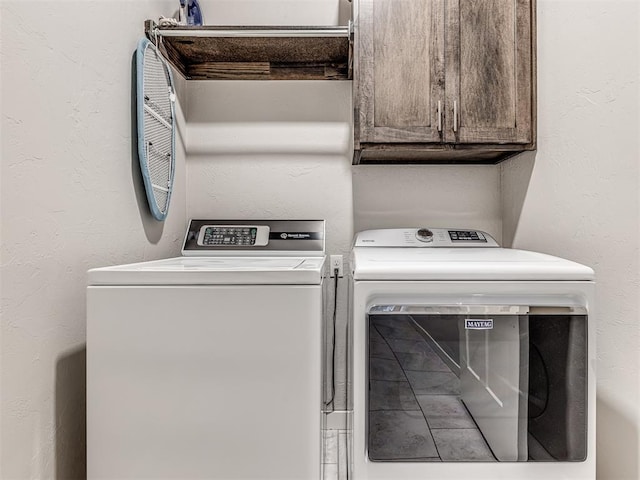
left=349, top=228, right=595, bottom=480
left=87, top=220, right=326, bottom=480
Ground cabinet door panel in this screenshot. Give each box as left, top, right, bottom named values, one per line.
left=357, top=0, right=445, bottom=143
left=446, top=0, right=533, bottom=144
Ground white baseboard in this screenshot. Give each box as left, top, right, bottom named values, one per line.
left=324, top=410, right=352, bottom=430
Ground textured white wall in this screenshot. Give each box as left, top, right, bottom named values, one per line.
left=502, top=1, right=640, bottom=479
left=1, top=1, right=187, bottom=478
left=197, top=0, right=350, bottom=25
left=352, top=165, right=501, bottom=238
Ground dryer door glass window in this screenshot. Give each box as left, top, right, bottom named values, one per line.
left=367, top=306, right=587, bottom=462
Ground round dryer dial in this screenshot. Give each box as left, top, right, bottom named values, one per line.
left=415, top=228, right=434, bottom=242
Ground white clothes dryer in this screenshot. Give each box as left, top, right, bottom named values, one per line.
left=87, top=220, right=326, bottom=480
left=349, top=228, right=595, bottom=480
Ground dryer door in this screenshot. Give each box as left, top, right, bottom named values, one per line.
left=367, top=304, right=587, bottom=463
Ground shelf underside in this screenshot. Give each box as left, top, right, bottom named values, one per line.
left=148, top=24, right=351, bottom=80
left=354, top=144, right=535, bottom=165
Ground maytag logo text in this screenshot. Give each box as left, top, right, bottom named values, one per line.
left=464, top=319, right=494, bottom=330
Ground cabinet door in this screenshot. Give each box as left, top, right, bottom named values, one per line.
left=356, top=0, right=445, bottom=144
left=445, top=0, right=533, bottom=144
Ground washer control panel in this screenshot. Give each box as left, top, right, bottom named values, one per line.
left=182, top=219, right=326, bottom=256
left=197, top=225, right=269, bottom=247
left=354, top=228, right=499, bottom=247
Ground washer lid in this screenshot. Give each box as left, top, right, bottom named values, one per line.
left=351, top=247, right=595, bottom=281
left=88, top=256, right=326, bottom=285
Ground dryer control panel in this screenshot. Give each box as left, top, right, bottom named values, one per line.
left=354, top=228, right=499, bottom=247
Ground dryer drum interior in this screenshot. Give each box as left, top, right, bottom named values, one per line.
left=366, top=305, right=587, bottom=463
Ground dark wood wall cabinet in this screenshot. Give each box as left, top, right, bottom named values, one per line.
left=352, top=0, right=537, bottom=164
left=144, top=20, right=352, bottom=80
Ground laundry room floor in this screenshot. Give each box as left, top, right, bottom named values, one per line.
left=323, top=428, right=349, bottom=480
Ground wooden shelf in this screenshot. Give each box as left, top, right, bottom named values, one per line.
left=145, top=20, right=352, bottom=80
